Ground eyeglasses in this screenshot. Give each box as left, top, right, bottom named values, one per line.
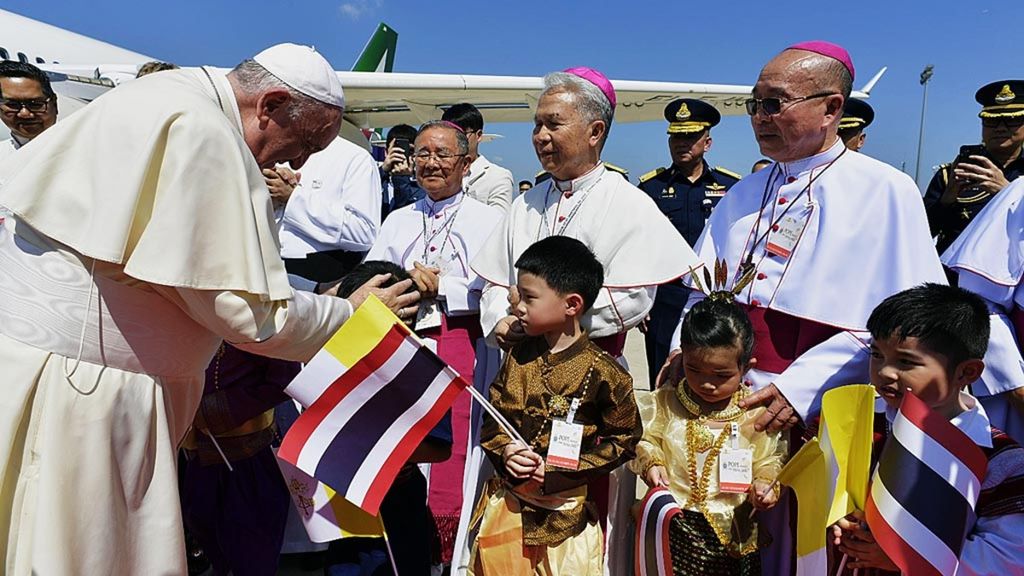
left=982, top=116, right=1024, bottom=129
left=0, top=97, right=51, bottom=115
left=744, top=92, right=837, bottom=116
left=412, top=151, right=466, bottom=165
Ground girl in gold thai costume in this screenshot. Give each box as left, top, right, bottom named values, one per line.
left=631, top=287, right=785, bottom=575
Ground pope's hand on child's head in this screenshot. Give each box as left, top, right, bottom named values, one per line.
left=644, top=465, right=670, bottom=488
left=502, top=441, right=543, bottom=479
left=831, top=511, right=899, bottom=571
left=749, top=479, right=778, bottom=510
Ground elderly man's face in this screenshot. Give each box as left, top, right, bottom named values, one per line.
left=250, top=90, right=342, bottom=170
left=750, top=51, right=843, bottom=163
left=0, top=76, right=57, bottom=140
left=533, top=90, right=604, bottom=180
left=414, top=127, right=470, bottom=201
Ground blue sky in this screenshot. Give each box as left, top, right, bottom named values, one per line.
left=7, top=0, right=1022, bottom=187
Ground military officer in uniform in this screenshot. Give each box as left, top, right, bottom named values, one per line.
left=637, top=98, right=740, bottom=387
left=924, top=80, right=1024, bottom=255
left=838, top=97, right=874, bottom=151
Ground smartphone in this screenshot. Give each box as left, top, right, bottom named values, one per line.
left=393, top=137, right=413, bottom=158
left=956, top=144, right=988, bottom=166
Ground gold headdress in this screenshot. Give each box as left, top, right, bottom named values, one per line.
left=688, top=259, right=755, bottom=303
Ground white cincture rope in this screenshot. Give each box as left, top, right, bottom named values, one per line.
left=63, top=258, right=98, bottom=381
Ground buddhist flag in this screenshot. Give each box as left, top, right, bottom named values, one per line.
left=777, top=437, right=829, bottom=576
left=864, top=392, right=987, bottom=576
left=275, top=456, right=385, bottom=542
left=819, top=385, right=875, bottom=526
left=635, top=487, right=682, bottom=576
left=279, top=294, right=469, bottom=515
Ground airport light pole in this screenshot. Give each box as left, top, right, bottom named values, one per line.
left=915, top=65, right=934, bottom=185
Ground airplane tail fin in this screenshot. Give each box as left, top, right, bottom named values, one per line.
left=858, top=67, right=887, bottom=95
left=351, top=23, right=397, bottom=72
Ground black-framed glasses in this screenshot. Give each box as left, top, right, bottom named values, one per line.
left=412, top=151, right=466, bottom=165
left=982, top=116, right=1024, bottom=128
left=0, top=97, right=51, bottom=115
left=744, top=92, right=837, bottom=116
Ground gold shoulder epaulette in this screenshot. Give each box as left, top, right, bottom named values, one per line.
left=535, top=169, right=547, bottom=178
left=639, top=167, right=666, bottom=183
left=713, top=166, right=742, bottom=180
left=603, top=162, right=629, bottom=175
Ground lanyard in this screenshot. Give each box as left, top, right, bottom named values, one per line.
left=536, top=175, right=603, bottom=241
left=421, top=196, right=463, bottom=266
left=740, top=148, right=846, bottom=275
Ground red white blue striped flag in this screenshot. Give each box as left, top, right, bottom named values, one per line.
left=278, top=295, right=469, bottom=516
left=635, top=487, right=682, bottom=576
left=864, top=392, right=988, bottom=576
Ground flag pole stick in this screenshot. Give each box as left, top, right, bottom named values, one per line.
left=747, top=478, right=780, bottom=519
left=835, top=553, right=848, bottom=575
left=465, top=385, right=528, bottom=446
left=378, top=512, right=401, bottom=576
left=205, top=431, right=235, bottom=472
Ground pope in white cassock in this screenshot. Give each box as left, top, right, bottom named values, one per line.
left=0, top=44, right=417, bottom=575
left=662, top=41, right=1024, bottom=575
left=471, top=67, right=701, bottom=575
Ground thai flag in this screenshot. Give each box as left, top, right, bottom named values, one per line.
left=864, top=392, right=988, bottom=576
left=635, top=487, right=682, bottom=576
left=278, top=295, right=469, bottom=516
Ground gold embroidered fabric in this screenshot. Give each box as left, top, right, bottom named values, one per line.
left=480, top=335, right=642, bottom=546
left=629, top=385, right=785, bottom=554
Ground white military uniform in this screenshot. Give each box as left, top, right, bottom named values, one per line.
left=464, top=154, right=514, bottom=212
left=943, top=177, right=1024, bottom=443
left=279, top=136, right=381, bottom=259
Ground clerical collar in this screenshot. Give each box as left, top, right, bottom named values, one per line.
left=423, top=190, right=463, bottom=215
left=200, top=66, right=244, bottom=135
left=779, top=137, right=845, bottom=178
left=553, top=163, right=605, bottom=193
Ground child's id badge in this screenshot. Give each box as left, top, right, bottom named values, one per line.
left=718, top=448, right=753, bottom=493
left=547, top=419, right=584, bottom=470
left=415, top=299, right=443, bottom=331
left=765, top=209, right=809, bottom=259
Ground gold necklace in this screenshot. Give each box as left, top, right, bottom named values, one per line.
left=676, top=381, right=743, bottom=451
left=541, top=355, right=596, bottom=420
left=686, top=419, right=731, bottom=504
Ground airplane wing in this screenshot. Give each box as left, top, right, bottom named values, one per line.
left=335, top=71, right=875, bottom=128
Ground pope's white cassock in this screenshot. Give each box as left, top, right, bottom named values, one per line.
left=471, top=162, right=700, bottom=576
left=942, top=177, right=1024, bottom=443
left=0, top=67, right=352, bottom=575
left=366, top=190, right=502, bottom=570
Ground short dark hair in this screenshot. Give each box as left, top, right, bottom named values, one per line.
left=441, top=103, right=484, bottom=132
left=518, top=180, right=533, bottom=188
left=335, top=260, right=415, bottom=299
left=0, top=61, right=55, bottom=99
left=385, top=124, right=417, bottom=148
left=515, top=236, right=603, bottom=312
left=679, top=298, right=755, bottom=365
left=867, top=283, right=990, bottom=369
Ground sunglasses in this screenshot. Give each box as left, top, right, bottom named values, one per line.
left=982, top=116, right=1024, bottom=129
left=745, top=92, right=836, bottom=116
left=0, top=97, right=51, bottom=114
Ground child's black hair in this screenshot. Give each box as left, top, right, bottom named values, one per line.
left=334, top=260, right=416, bottom=299
left=866, top=283, right=990, bottom=368
left=678, top=298, right=755, bottom=365
left=514, top=236, right=603, bottom=312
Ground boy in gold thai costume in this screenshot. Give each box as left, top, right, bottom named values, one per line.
left=470, top=236, right=641, bottom=575
left=631, top=266, right=784, bottom=575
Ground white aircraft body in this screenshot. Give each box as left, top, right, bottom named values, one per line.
left=0, top=9, right=886, bottom=136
